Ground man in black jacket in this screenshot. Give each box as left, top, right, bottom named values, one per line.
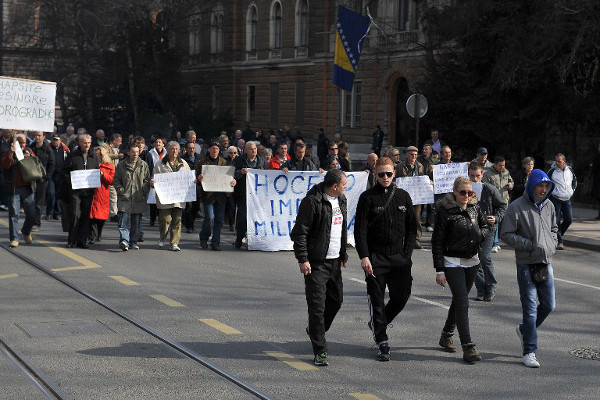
left=354, top=156, right=417, bottom=361
left=281, top=141, right=320, bottom=172
left=468, top=162, right=507, bottom=301
left=62, top=134, right=99, bottom=248
left=291, top=169, right=348, bottom=367
left=29, top=131, right=55, bottom=228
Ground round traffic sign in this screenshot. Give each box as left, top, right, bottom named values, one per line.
left=406, top=94, right=428, bottom=118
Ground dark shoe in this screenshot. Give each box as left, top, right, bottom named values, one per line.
left=138, top=235, right=144, bottom=243
left=229, top=225, right=234, bottom=231
left=110, top=215, right=119, bottom=222
left=120, top=241, right=129, bottom=251
left=211, top=244, right=221, bottom=251
left=43, top=214, right=50, bottom=221
left=439, top=331, right=457, bottom=352
left=76, top=242, right=89, bottom=249
left=149, top=221, right=155, bottom=227
left=484, top=292, right=495, bottom=302
left=474, top=295, right=485, bottom=301
left=52, top=215, right=60, bottom=220
left=376, top=342, right=391, bottom=362
left=200, top=240, right=208, bottom=249
left=234, top=239, right=242, bottom=249
left=186, top=228, right=194, bottom=234
left=556, top=243, right=564, bottom=250
left=462, top=343, right=482, bottom=363
left=67, top=242, right=75, bottom=248
left=314, top=351, right=329, bottom=366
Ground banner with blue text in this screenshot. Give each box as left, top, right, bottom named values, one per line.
left=246, top=170, right=368, bottom=251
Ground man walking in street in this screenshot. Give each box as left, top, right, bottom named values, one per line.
left=547, top=153, right=577, bottom=250
left=113, top=144, right=150, bottom=251
left=396, top=146, right=425, bottom=249
left=62, top=134, right=99, bottom=248
left=484, top=156, right=514, bottom=253
left=103, top=133, right=123, bottom=221
left=29, top=131, right=55, bottom=229
left=196, top=142, right=236, bottom=251
left=468, top=162, right=506, bottom=302
left=291, top=169, right=348, bottom=366
left=501, top=169, right=557, bottom=368
left=354, top=157, right=418, bottom=361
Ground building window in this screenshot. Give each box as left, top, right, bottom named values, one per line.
left=191, top=86, right=201, bottom=108
left=247, top=85, right=256, bottom=122
left=341, top=82, right=362, bottom=128
left=189, top=14, right=201, bottom=56
left=296, top=0, right=309, bottom=46
left=270, top=1, right=282, bottom=58
left=34, top=4, right=53, bottom=44
left=246, top=5, right=258, bottom=60
left=211, top=7, right=224, bottom=56
left=295, top=82, right=305, bottom=126
left=212, top=86, right=221, bottom=119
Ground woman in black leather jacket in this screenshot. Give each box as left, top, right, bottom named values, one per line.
left=432, top=176, right=490, bottom=363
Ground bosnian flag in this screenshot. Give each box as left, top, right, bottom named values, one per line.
left=333, top=5, right=371, bottom=92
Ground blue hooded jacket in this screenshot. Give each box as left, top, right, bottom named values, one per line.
left=501, top=169, right=558, bottom=264
left=525, top=169, right=555, bottom=211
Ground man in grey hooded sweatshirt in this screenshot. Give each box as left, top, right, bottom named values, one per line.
left=501, top=169, right=557, bottom=368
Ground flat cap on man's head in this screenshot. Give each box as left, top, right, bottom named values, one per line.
left=477, top=147, right=488, bottom=154
left=405, top=146, right=419, bottom=153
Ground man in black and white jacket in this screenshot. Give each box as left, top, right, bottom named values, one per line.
left=547, top=153, right=577, bottom=250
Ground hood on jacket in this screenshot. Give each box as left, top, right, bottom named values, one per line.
left=525, top=169, right=554, bottom=209
left=438, top=192, right=477, bottom=210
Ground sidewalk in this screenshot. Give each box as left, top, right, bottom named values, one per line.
left=561, top=204, right=600, bottom=252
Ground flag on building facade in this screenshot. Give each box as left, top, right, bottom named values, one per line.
left=333, top=5, right=371, bottom=92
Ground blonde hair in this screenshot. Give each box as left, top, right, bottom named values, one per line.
left=453, top=176, right=472, bottom=191
left=95, top=146, right=111, bottom=164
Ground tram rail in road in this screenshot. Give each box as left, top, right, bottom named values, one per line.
left=0, top=242, right=275, bottom=400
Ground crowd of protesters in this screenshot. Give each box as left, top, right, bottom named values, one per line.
left=1, top=123, right=598, bottom=368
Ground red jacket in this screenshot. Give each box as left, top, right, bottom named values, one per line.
left=90, top=163, right=115, bottom=220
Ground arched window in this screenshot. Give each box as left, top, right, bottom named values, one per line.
left=189, top=14, right=201, bottom=56
left=34, top=4, right=54, bottom=44
left=246, top=4, right=258, bottom=59
left=210, top=7, right=224, bottom=55
left=270, top=1, right=282, bottom=50
left=296, top=0, right=309, bottom=47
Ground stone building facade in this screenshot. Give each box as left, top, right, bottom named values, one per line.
left=179, top=0, right=426, bottom=146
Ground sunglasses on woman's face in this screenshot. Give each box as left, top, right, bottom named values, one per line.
left=228, top=151, right=237, bottom=154
left=457, top=190, right=475, bottom=197
left=378, top=172, right=394, bottom=178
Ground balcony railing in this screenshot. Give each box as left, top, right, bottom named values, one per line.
left=372, top=31, right=419, bottom=51
left=270, top=48, right=281, bottom=60
left=247, top=51, right=257, bottom=61
left=295, top=46, right=308, bottom=59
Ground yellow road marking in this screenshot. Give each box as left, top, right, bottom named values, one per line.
left=349, top=394, right=382, bottom=400
left=50, top=265, right=100, bottom=272
left=0, top=218, right=8, bottom=227
left=199, top=319, right=242, bottom=335
left=0, top=273, right=19, bottom=280
left=150, top=294, right=185, bottom=307
left=110, top=275, right=139, bottom=286
left=264, top=351, right=317, bottom=371
left=35, top=239, right=102, bottom=271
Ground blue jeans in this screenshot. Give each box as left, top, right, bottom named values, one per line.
left=475, top=226, right=498, bottom=297
left=493, top=220, right=501, bottom=247
left=516, top=264, right=555, bottom=355
left=200, top=201, right=225, bottom=245
left=8, top=186, right=36, bottom=241
left=118, top=212, right=141, bottom=246
left=550, top=197, right=572, bottom=244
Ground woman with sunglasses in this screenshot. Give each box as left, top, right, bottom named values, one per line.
left=432, top=176, right=490, bottom=363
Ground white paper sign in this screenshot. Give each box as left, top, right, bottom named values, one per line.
left=201, top=165, right=235, bottom=192
left=0, top=77, right=57, bottom=132
left=153, top=170, right=196, bottom=204
left=472, top=181, right=483, bottom=200
left=147, top=187, right=156, bottom=204
left=433, top=162, right=469, bottom=194
left=14, top=143, right=24, bottom=161
left=70, top=169, right=101, bottom=190
left=246, top=170, right=368, bottom=252
left=396, top=176, right=434, bottom=205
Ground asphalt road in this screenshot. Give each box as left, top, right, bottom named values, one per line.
left=0, top=215, right=599, bottom=400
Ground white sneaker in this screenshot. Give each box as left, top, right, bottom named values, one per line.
left=491, top=246, right=499, bottom=253
left=516, top=325, right=523, bottom=348
left=522, top=352, right=540, bottom=368
left=426, top=226, right=434, bottom=232
left=171, top=244, right=181, bottom=251
left=496, top=245, right=501, bottom=250
left=158, top=240, right=165, bottom=248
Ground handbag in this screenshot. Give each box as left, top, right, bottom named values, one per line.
left=18, top=156, right=45, bottom=182
left=529, top=263, right=549, bottom=283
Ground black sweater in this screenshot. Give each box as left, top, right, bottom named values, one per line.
left=354, top=183, right=417, bottom=259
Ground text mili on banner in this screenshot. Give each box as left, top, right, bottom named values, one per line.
left=246, top=170, right=368, bottom=252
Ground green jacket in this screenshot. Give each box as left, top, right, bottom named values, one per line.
left=113, top=158, right=150, bottom=214
left=483, top=168, right=514, bottom=204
